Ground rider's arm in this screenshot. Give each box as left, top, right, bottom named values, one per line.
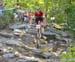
left=43, top=14, right=45, bottom=18
left=43, top=14, right=47, bottom=26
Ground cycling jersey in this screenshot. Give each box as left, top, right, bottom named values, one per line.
left=34, top=11, right=44, bottom=24
left=34, top=11, right=44, bottom=18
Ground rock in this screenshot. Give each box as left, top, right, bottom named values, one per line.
left=15, top=58, right=27, bottom=62
left=14, top=29, right=25, bottom=37
left=42, top=31, right=56, bottom=41
left=14, top=51, right=21, bottom=57
left=6, top=39, right=23, bottom=47
left=42, top=31, right=56, bottom=36
left=32, top=48, right=42, bottom=56
left=60, top=38, right=72, bottom=47
left=3, top=51, right=21, bottom=59
left=0, top=56, right=7, bottom=62
left=16, top=56, right=39, bottom=62
left=40, top=39, right=47, bottom=44
left=42, top=36, right=47, bottom=40
left=46, top=26, right=61, bottom=35
left=61, top=38, right=72, bottom=43
left=48, top=40, right=54, bottom=43
left=9, top=24, right=32, bottom=30
left=40, top=52, right=57, bottom=59
left=0, top=43, right=3, bottom=47
left=24, top=24, right=31, bottom=29
left=42, top=53, right=53, bottom=59
left=0, top=32, right=13, bottom=38
left=47, top=43, right=54, bottom=50
left=22, top=34, right=35, bottom=45
left=32, top=48, right=45, bottom=58
left=3, top=53, right=14, bottom=59
left=9, top=24, right=26, bottom=29
left=55, top=34, right=62, bottom=40
left=0, top=37, right=9, bottom=44
left=32, top=47, right=56, bottom=59
left=46, top=26, right=55, bottom=32
left=52, top=41, right=60, bottom=52
left=60, top=32, right=70, bottom=38
left=47, top=59, right=60, bottom=62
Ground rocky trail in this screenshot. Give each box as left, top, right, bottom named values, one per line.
left=0, top=24, right=72, bottom=62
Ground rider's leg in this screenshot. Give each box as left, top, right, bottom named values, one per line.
left=35, top=18, right=39, bottom=31
left=41, top=24, right=45, bottom=33
left=39, top=17, right=44, bottom=33
left=41, top=26, right=44, bottom=33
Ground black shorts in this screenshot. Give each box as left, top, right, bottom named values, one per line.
left=35, top=17, right=43, bottom=24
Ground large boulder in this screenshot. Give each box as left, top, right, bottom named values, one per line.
left=21, top=34, right=36, bottom=48
left=6, top=39, right=23, bottom=47
left=42, top=31, right=56, bottom=41
left=9, top=24, right=32, bottom=30
left=0, top=32, right=13, bottom=38
left=9, top=24, right=26, bottom=29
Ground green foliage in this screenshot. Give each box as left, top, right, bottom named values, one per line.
left=0, top=10, right=14, bottom=29
left=2, top=0, right=75, bottom=30
left=61, top=46, right=75, bottom=62
left=66, top=4, right=75, bottom=29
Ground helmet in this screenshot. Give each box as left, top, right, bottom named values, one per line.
left=36, top=7, right=41, bottom=12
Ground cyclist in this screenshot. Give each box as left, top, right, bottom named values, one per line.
left=34, top=7, right=46, bottom=32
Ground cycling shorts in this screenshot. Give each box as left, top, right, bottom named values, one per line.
left=35, top=17, right=43, bottom=24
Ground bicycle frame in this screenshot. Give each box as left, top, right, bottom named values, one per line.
left=36, top=22, right=41, bottom=38
left=35, top=21, right=42, bottom=48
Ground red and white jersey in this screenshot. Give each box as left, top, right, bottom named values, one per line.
left=34, top=11, right=44, bottom=18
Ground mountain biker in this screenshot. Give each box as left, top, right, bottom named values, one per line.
left=34, top=7, right=46, bottom=32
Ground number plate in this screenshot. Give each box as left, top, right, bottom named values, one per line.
left=36, top=24, right=41, bottom=29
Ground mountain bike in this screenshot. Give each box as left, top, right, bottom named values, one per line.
left=35, top=21, right=42, bottom=48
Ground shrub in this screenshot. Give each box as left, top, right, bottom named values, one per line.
left=61, top=46, right=75, bottom=62
left=0, top=10, right=14, bottom=29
